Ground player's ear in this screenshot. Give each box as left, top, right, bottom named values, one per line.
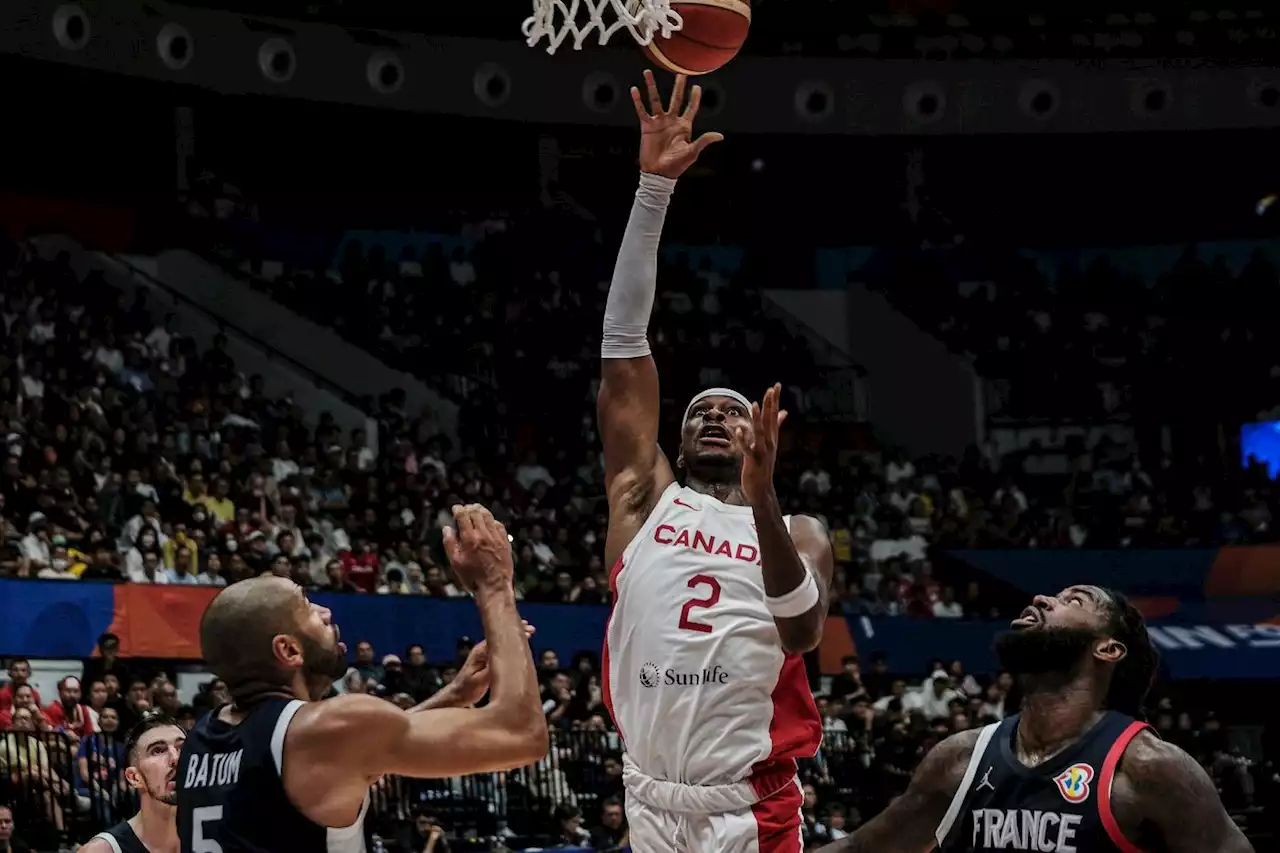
left=124, top=764, right=145, bottom=791
left=1093, top=638, right=1127, bottom=663
left=272, top=634, right=303, bottom=669
left=676, top=451, right=684, bottom=469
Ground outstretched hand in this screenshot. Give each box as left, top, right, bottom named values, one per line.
left=632, top=69, right=724, bottom=179
left=737, top=383, right=788, bottom=506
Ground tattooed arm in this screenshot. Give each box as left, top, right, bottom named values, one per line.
left=813, top=728, right=980, bottom=853
left=1111, top=731, right=1255, bottom=853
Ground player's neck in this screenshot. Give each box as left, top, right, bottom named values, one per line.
left=686, top=476, right=748, bottom=506
left=225, top=680, right=311, bottom=722
left=1016, top=672, right=1105, bottom=760
left=132, top=801, right=179, bottom=853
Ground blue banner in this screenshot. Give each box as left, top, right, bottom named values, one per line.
left=0, top=580, right=608, bottom=665
left=845, top=614, right=1280, bottom=680
left=0, top=580, right=117, bottom=658
left=315, top=592, right=608, bottom=666
left=8, top=580, right=1276, bottom=680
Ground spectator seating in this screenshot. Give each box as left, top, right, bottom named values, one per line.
left=856, top=241, right=1280, bottom=423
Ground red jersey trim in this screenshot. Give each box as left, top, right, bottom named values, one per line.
left=1097, top=720, right=1153, bottom=853
left=747, top=652, right=822, bottom=799
left=600, top=554, right=627, bottom=743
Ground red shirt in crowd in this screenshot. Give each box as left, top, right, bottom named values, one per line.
left=0, top=683, right=42, bottom=711
left=340, top=549, right=379, bottom=593
left=44, top=701, right=95, bottom=737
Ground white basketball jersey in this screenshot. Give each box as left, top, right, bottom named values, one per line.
left=603, top=482, right=822, bottom=787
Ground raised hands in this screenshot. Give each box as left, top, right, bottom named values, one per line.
left=632, top=69, right=724, bottom=179
left=737, top=383, right=788, bottom=506
left=442, top=503, right=514, bottom=593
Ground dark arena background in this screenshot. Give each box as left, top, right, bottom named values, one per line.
left=0, top=0, right=1276, bottom=849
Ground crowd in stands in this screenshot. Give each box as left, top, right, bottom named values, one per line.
left=867, top=243, right=1280, bottom=424
left=9, top=207, right=1280, bottom=613
left=0, top=221, right=1003, bottom=618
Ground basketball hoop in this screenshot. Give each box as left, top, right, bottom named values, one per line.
left=522, top=0, right=684, bottom=54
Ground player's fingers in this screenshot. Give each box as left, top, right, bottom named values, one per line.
left=631, top=86, right=650, bottom=122
left=668, top=74, right=688, bottom=115
left=452, top=504, right=475, bottom=536
left=682, top=83, right=701, bottom=119
left=523, top=620, right=537, bottom=638
left=488, top=516, right=510, bottom=546
left=643, top=69, right=662, bottom=114
left=442, top=526, right=460, bottom=560
left=690, top=131, right=724, bottom=156
left=777, top=410, right=789, bottom=430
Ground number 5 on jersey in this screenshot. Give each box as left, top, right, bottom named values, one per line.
left=679, top=574, right=721, bottom=633
left=193, top=805, right=224, bottom=853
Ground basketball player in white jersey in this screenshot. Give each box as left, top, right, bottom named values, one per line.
left=80, top=713, right=185, bottom=853
left=597, top=70, right=835, bottom=853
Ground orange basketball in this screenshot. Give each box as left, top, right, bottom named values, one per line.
left=644, top=0, right=750, bottom=76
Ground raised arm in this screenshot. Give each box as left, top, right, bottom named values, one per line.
left=599, top=71, right=722, bottom=562
left=289, top=505, right=546, bottom=788
left=813, top=728, right=980, bottom=853
left=1113, top=731, right=1255, bottom=853
left=740, top=384, right=834, bottom=652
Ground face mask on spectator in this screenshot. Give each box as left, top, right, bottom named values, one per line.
left=53, top=558, right=68, bottom=570
left=225, top=538, right=238, bottom=552
left=193, top=510, right=207, bottom=524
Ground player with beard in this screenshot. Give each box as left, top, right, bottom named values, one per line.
left=176, top=504, right=546, bottom=853
left=815, top=585, right=1254, bottom=853
left=80, top=713, right=185, bottom=853
left=598, top=71, right=833, bottom=853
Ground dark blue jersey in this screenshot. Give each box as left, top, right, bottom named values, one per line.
left=935, top=711, right=1155, bottom=853
left=176, top=698, right=369, bottom=853
left=89, top=820, right=148, bottom=853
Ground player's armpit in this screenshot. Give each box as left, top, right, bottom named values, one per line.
left=812, top=728, right=981, bottom=853
left=292, top=693, right=547, bottom=781
left=76, top=840, right=115, bottom=853
left=1113, top=732, right=1255, bottom=853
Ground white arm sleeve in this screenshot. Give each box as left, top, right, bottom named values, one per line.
left=601, top=172, right=676, bottom=359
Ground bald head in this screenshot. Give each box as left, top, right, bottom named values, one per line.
left=201, top=577, right=307, bottom=702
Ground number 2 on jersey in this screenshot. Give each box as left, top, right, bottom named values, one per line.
left=678, top=574, right=721, bottom=633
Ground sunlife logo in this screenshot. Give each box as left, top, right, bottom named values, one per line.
left=638, top=662, right=661, bottom=688
left=637, top=663, right=729, bottom=688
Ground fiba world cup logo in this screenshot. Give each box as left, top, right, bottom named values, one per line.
left=639, top=661, right=661, bottom=688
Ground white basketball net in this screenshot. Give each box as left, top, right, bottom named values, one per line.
left=522, top=0, right=684, bottom=54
